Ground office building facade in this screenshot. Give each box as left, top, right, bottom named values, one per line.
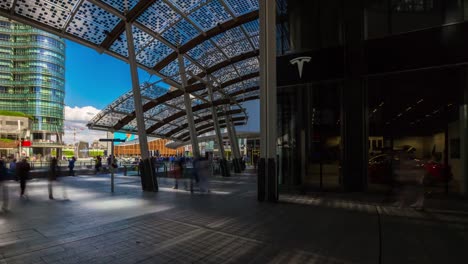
left=269, top=0, right=468, bottom=196
left=0, top=16, right=65, bottom=157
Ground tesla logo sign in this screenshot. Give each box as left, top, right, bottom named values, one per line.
left=290, top=56, right=311, bottom=78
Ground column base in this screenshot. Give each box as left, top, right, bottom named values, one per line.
left=140, top=158, right=158, bottom=192
left=233, top=158, right=242, bottom=173
left=220, top=159, right=230, bottom=177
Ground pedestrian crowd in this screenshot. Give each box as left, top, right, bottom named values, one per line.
left=0, top=156, right=72, bottom=213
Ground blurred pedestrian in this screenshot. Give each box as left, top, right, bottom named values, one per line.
left=197, top=157, right=211, bottom=193
left=95, top=156, right=102, bottom=174
left=48, top=157, right=67, bottom=200
left=48, top=157, right=58, bottom=199
left=9, top=158, right=16, bottom=179
left=68, top=156, right=76, bottom=176
left=16, top=158, right=31, bottom=198
left=1, top=157, right=9, bottom=211
left=253, top=154, right=259, bottom=171
left=172, top=160, right=183, bottom=189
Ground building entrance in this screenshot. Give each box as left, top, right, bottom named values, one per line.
left=278, top=83, right=341, bottom=193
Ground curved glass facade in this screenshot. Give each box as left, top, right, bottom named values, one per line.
left=0, top=17, right=65, bottom=142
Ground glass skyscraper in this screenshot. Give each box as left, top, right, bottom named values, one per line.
left=0, top=16, right=65, bottom=156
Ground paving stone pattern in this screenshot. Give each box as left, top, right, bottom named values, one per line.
left=0, top=171, right=467, bottom=263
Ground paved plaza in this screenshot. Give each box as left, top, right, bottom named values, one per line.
left=0, top=171, right=467, bottom=264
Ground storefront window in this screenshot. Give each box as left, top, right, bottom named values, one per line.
left=368, top=68, right=461, bottom=194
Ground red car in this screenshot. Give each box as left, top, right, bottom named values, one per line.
left=368, top=154, right=393, bottom=184
left=368, top=154, right=453, bottom=185
left=423, top=161, right=453, bottom=184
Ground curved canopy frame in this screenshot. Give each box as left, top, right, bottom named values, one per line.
left=177, top=119, right=247, bottom=142
left=87, top=80, right=258, bottom=140
left=0, top=0, right=261, bottom=141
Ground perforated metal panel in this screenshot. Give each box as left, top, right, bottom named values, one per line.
left=67, top=1, right=120, bottom=44
left=198, top=50, right=226, bottom=68
left=211, top=27, right=244, bottom=47
left=222, top=76, right=259, bottom=94
left=241, top=76, right=259, bottom=88
left=222, top=39, right=253, bottom=57
left=160, top=59, right=180, bottom=78
left=0, top=0, right=261, bottom=138
left=234, top=57, right=258, bottom=76
left=137, top=1, right=180, bottom=34
left=188, top=0, right=231, bottom=31
left=161, top=18, right=199, bottom=46
left=167, top=0, right=209, bottom=14
left=185, top=61, right=203, bottom=76
left=224, top=0, right=259, bottom=16
left=250, top=35, right=260, bottom=49
left=14, top=0, right=80, bottom=29
left=211, top=65, right=238, bottom=84
left=101, top=0, right=139, bottom=12
left=167, top=96, right=185, bottom=107
left=0, top=0, right=13, bottom=10
left=243, top=20, right=259, bottom=36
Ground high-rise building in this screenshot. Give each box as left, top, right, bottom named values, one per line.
left=0, top=16, right=65, bottom=157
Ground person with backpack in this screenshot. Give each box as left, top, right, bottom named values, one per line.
left=16, top=158, right=31, bottom=198
left=68, top=156, right=76, bottom=176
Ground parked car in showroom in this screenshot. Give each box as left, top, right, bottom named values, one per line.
left=368, top=153, right=452, bottom=185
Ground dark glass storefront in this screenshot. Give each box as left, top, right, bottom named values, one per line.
left=275, top=0, right=468, bottom=195
left=278, top=83, right=341, bottom=192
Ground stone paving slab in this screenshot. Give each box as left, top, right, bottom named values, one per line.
left=0, top=173, right=467, bottom=263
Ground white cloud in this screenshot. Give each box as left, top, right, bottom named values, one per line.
left=63, top=105, right=106, bottom=145
left=65, top=105, right=100, bottom=122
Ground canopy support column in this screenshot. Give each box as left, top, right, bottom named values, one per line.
left=230, top=115, right=244, bottom=171
left=225, top=105, right=242, bottom=173
left=259, top=0, right=278, bottom=202
left=125, top=22, right=156, bottom=192
left=207, top=78, right=229, bottom=176
left=178, top=54, right=200, bottom=159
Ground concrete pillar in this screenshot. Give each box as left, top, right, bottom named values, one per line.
left=341, top=1, right=367, bottom=192
left=125, top=22, right=157, bottom=192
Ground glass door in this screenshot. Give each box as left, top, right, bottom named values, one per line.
left=278, top=83, right=341, bottom=193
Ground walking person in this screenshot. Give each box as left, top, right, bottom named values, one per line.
left=68, top=156, right=76, bottom=176
left=95, top=156, right=102, bottom=174
left=253, top=154, right=259, bottom=171
left=16, top=158, right=31, bottom=198
left=172, top=159, right=183, bottom=189
left=198, top=157, right=211, bottom=193
left=9, top=158, right=16, bottom=180
left=1, top=157, right=9, bottom=211
left=48, top=157, right=58, bottom=199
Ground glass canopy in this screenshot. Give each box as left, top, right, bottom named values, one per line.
left=0, top=0, right=260, bottom=141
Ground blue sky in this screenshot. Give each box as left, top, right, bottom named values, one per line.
left=65, top=40, right=154, bottom=109
left=63, top=40, right=259, bottom=144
